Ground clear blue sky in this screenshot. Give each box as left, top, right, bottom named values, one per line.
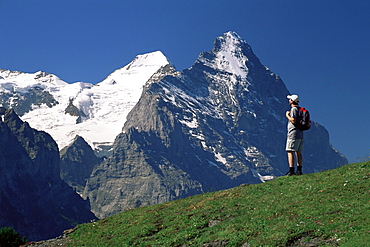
left=1, top=0, right=369, bottom=162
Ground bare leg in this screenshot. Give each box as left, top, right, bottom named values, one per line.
left=296, top=151, right=302, bottom=166
left=287, top=151, right=295, bottom=167
left=296, top=151, right=303, bottom=175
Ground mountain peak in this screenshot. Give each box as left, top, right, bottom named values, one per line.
left=125, top=50, right=170, bottom=71
left=223, top=31, right=244, bottom=42
left=213, top=31, right=249, bottom=52
left=194, top=31, right=253, bottom=79
left=100, top=50, right=170, bottom=86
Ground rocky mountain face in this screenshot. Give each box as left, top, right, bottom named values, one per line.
left=82, top=32, right=348, bottom=218
left=0, top=109, right=96, bottom=241
left=60, top=135, right=103, bottom=194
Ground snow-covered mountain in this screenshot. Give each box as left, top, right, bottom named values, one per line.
left=82, top=31, right=348, bottom=218
left=0, top=51, right=169, bottom=153
left=1, top=31, right=348, bottom=219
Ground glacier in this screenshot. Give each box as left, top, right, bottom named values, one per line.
left=0, top=51, right=170, bottom=152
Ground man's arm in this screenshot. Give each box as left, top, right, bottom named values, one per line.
left=286, top=111, right=296, bottom=124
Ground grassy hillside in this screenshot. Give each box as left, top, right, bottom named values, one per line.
left=68, top=161, right=369, bottom=246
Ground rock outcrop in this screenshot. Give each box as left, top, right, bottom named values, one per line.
left=0, top=109, right=96, bottom=241
left=60, top=135, right=102, bottom=194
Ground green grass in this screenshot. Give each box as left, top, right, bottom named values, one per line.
left=69, top=161, right=370, bottom=246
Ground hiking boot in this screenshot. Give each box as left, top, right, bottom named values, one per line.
left=286, top=171, right=295, bottom=176
left=296, top=170, right=303, bottom=176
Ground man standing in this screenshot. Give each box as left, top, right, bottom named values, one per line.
left=285, top=94, right=304, bottom=175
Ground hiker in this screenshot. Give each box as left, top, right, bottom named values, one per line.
left=285, top=94, right=304, bottom=176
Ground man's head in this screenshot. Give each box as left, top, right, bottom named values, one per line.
left=287, top=95, right=300, bottom=105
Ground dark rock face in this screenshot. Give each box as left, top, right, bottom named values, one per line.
left=64, top=99, right=87, bottom=124
left=0, top=109, right=96, bottom=241
left=83, top=32, right=347, bottom=218
left=60, top=135, right=102, bottom=194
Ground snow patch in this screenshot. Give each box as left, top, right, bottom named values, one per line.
left=179, top=117, right=198, bottom=129
left=214, top=152, right=227, bottom=165
left=251, top=168, right=275, bottom=183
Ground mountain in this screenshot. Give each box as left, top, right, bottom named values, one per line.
left=82, top=31, right=348, bottom=218
left=0, top=31, right=348, bottom=220
left=60, top=135, right=103, bottom=194
left=0, top=109, right=96, bottom=241
left=0, top=51, right=170, bottom=155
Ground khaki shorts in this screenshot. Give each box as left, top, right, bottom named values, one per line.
left=286, top=139, right=304, bottom=152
